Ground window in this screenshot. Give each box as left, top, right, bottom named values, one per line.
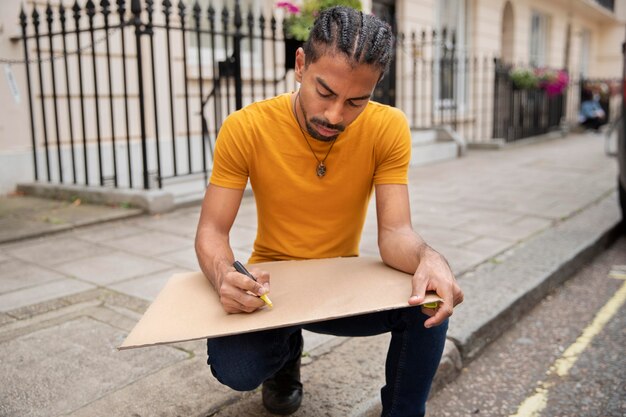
left=529, top=11, right=550, bottom=67
left=435, top=0, right=469, bottom=112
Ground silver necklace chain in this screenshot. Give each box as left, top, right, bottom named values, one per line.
left=293, top=92, right=338, bottom=178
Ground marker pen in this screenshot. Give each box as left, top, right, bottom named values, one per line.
left=233, top=260, right=274, bottom=308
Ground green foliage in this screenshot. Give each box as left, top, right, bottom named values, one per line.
left=509, top=68, right=539, bottom=90
left=508, top=67, right=569, bottom=97
left=279, top=0, right=362, bottom=41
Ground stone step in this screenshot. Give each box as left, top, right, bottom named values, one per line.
left=410, top=127, right=466, bottom=167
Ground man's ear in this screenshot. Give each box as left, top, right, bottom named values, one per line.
left=294, top=47, right=305, bottom=82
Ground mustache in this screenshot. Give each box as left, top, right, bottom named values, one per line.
left=310, top=117, right=345, bottom=132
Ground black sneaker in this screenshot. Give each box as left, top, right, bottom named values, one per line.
left=262, top=335, right=303, bottom=415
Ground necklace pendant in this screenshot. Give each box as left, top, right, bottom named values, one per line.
left=316, top=162, right=326, bottom=178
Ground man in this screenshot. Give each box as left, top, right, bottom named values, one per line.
left=195, top=6, right=463, bottom=416
left=579, top=88, right=606, bottom=132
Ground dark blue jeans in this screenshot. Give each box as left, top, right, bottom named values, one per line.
left=207, top=307, right=448, bottom=417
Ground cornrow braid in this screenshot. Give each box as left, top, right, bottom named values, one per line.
left=303, top=6, right=395, bottom=79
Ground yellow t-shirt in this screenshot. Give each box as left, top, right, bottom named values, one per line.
left=210, top=93, right=411, bottom=263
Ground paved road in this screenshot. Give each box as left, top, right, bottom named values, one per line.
left=425, top=236, right=626, bottom=417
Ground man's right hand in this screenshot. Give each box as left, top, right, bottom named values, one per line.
left=216, top=267, right=271, bottom=314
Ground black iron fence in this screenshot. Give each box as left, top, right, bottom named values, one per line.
left=18, top=0, right=576, bottom=191
left=493, top=61, right=566, bottom=142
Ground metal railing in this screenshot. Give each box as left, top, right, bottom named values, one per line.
left=493, top=61, right=566, bottom=142
left=17, top=0, right=574, bottom=191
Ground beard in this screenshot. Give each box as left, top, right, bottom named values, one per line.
left=298, top=94, right=345, bottom=142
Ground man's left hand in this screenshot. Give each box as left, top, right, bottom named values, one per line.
left=408, top=247, right=464, bottom=328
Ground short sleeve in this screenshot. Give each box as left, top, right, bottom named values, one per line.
left=373, top=108, right=411, bottom=185
left=209, top=112, right=251, bottom=189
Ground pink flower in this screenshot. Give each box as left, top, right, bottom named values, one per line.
left=536, top=68, right=568, bottom=97
left=276, top=1, right=300, bottom=14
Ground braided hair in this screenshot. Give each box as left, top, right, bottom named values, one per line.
left=303, top=6, right=395, bottom=79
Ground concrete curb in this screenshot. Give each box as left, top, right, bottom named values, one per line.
left=447, top=192, right=622, bottom=362
left=355, top=192, right=622, bottom=417
left=17, top=182, right=175, bottom=214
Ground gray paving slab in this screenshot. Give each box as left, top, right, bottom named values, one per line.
left=71, top=221, right=148, bottom=243
left=158, top=245, right=201, bottom=270
left=52, top=251, right=173, bottom=285
left=230, top=225, right=259, bottom=250
left=234, top=208, right=259, bottom=229
left=69, top=351, right=235, bottom=417
left=101, top=230, right=192, bottom=257
left=429, top=243, right=487, bottom=275
left=460, top=236, right=514, bottom=259
left=109, top=267, right=192, bottom=301
left=133, top=212, right=202, bottom=238
left=5, top=236, right=113, bottom=267
left=0, top=317, right=187, bottom=417
left=0, top=259, right=68, bottom=293
left=0, top=279, right=96, bottom=312
left=460, top=216, right=553, bottom=242
left=417, top=226, right=478, bottom=247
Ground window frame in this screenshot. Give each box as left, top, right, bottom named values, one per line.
left=434, top=0, right=469, bottom=115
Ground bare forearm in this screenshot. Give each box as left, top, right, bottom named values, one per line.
left=195, top=231, right=234, bottom=291
left=378, top=227, right=435, bottom=273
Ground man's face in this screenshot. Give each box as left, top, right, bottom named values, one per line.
left=294, top=48, right=381, bottom=142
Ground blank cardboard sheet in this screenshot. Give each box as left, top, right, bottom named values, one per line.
left=119, top=256, right=441, bottom=350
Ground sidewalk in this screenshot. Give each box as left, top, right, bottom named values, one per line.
left=0, top=132, right=622, bottom=417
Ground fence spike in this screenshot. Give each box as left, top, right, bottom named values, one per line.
left=259, top=12, right=265, bottom=31
left=45, top=2, right=53, bottom=25
left=162, top=0, right=171, bottom=16
left=146, top=0, right=154, bottom=16
left=193, top=0, right=201, bottom=21
left=116, top=0, right=126, bottom=16
left=86, top=0, right=96, bottom=18
left=178, top=0, right=186, bottom=20
left=221, top=4, right=229, bottom=29
left=72, top=1, right=81, bottom=24
left=234, top=0, right=242, bottom=29
left=32, top=6, right=40, bottom=28
left=101, top=0, right=111, bottom=15
left=20, top=4, right=27, bottom=25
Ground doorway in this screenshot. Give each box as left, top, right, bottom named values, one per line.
left=372, top=0, right=397, bottom=106
left=500, top=1, right=514, bottom=64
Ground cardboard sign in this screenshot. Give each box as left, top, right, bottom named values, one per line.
left=119, top=256, right=442, bottom=350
